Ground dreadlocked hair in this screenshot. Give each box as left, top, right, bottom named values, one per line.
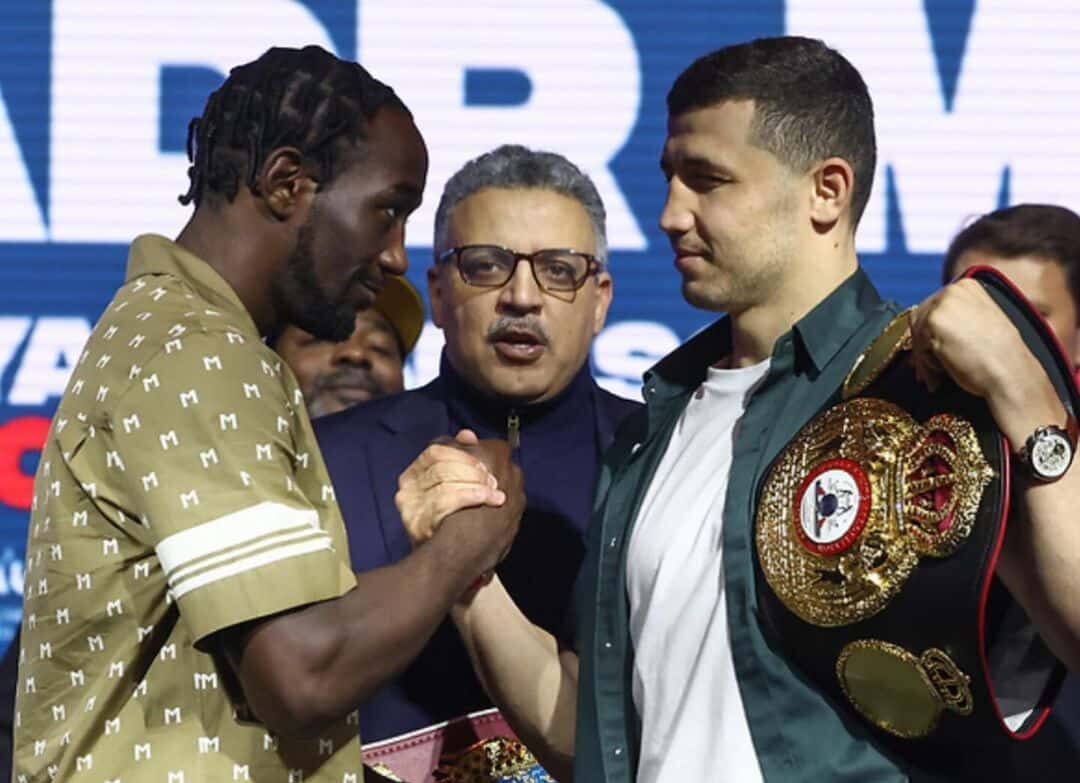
left=178, top=45, right=409, bottom=207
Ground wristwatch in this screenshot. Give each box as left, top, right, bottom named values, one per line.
left=1014, top=417, right=1079, bottom=482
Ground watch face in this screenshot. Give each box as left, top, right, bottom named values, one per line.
left=1032, top=430, right=1073, bottom=479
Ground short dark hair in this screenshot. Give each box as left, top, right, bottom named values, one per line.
left=667, top=36, right=877, bottom=227
left=179, top=45, right=408, bottom=207
left=942, top=204, right=1080, bottom=311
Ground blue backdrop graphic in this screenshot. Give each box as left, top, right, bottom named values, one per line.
left=0, top=0, right=1075, bottom=646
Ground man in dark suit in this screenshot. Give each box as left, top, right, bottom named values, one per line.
left=315, top=144, right=641, bottom=743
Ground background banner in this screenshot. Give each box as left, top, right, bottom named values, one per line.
left=0, top=0, right=1077, bottom=645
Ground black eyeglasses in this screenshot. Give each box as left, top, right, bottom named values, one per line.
left=437, top=244, right=605, bottom=293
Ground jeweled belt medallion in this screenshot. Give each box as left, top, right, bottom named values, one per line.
left=756, top=397, right=994, bottom=628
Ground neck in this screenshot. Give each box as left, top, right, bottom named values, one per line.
left=175, top=200, right=288, bottom=337
left=729, top=235, right=858, bottom=367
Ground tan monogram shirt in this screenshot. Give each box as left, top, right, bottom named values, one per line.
left=14, top=235, right=363, bottom=782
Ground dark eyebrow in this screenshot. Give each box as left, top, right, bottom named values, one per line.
left=660, top=153, right=734, bottom=180
left=377, top=184, right=423, bottom=213
left=680, top=155, right=732, bottom=176
left=365, top=314, right=406, bottom=357
left=368, top=318, right=397, bottom=338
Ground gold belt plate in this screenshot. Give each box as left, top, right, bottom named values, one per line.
left=756, top=397, right=994, bottom=627
left=843, top=308, right=915, bottom=400
left=836, top=640, right=974, bottom=738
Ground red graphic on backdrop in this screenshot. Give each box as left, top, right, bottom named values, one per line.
left=0, top=417, right=50, bottom=510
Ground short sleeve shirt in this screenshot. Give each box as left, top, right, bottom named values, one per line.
left=13, top=234, right=363, bottom=782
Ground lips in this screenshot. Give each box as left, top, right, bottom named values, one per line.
left=347, top=269, right=384, bottom=306
left=674, top=244, right=710, bottom=260
left=489, top=327, right=547, bottom=363
left=358, top=277, right=383, bottom=300
left=673, top=246, right=711, bottom=274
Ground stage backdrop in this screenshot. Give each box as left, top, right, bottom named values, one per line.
left=0, top=0, right=1078, bottom=644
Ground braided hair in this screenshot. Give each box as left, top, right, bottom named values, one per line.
left=179, top=45, right=408, bottom=207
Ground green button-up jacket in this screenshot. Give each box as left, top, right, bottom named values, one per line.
left=573, top=268, right=910, bottom=782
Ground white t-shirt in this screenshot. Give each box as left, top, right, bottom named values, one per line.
left=627, top=359, right=770, bottom=783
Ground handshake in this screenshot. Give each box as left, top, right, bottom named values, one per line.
left=394, top=429, right=526, bottom=598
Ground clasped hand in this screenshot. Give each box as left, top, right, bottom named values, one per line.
left=395, top=430, right=525, bottom=580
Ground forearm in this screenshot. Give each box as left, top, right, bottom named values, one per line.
left=911, top=282, right=1080, bottom=669
left=235, top=516, right=485, bottom=736
left=991, top=370, right=1080, bottom=670
left=996, top=464, right=1080, bottom=671
left=452, top=576, right=577, bottom=780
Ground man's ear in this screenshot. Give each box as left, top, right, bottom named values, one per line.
left=808, top=157, right=855, bottom=230
left=592, top=272, right=614, bottom=336
left=427, top=265, right=445, bottom=329
left=254, top=147, right=317, bottom=222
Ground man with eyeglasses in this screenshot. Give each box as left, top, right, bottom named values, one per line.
left=313, top=143, right=640, bottom=743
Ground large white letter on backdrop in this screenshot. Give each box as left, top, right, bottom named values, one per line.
left=359, top=0, right=645, bottom=250
left=49, top=0, right=336, bottom=242
left=787, top=0, right=1080, bottom=252
left=0, top=87, right=46, bottom=241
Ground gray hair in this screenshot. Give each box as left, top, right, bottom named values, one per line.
left=433, top=144, right=608, bottom=260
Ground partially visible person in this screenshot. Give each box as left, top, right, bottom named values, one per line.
left=314, top=144, right=640, bottom=744
left=942, top=202, right=1080, bottom=773
left=943, top=203, right=1080, bottom=369
left=402, top=37, right=1080, bottom=783
left=12, top=45, right=522, bottom=783
left=0, top=276, right=427, bottom=782
left=275, top=274, right=425, bottom=416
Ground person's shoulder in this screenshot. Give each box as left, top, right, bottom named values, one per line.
left=313, top=381, right=443, bottom=442
left=314, top=391, right=406, bottom=433
left=595, top=384, right=644, bottom=420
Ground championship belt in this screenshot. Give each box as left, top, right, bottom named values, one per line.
left=362, top=709, right=554, bottom=783
left=754, top=267, right=1071, bottom=748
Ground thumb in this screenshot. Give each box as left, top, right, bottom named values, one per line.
left=455, top=428, right=480, bottom=446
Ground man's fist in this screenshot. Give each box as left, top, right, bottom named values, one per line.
left=909, top=278, right=1065, bottom=447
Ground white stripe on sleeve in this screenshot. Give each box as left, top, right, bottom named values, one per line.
left=169, top=537, right=335, bottom=599
left=156, top=501, right=321, bottom=576
left=167, top=526, right=331, bottom=586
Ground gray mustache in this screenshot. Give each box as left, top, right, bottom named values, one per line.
left=486, top=316, right=551, bottom=346
left=312, top=367, right=387, bottom=396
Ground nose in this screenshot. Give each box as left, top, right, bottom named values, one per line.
left=378, top=222, right=409, bottom=276
left=497, top=257, right=544, bottom=313
left=330, top=316, right=370, bottom=366
left=659, top=177, right=695, bottom=239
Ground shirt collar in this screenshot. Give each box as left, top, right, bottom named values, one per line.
left=645, top=267, right=883, bottom=396
left=124, top=233, right=260, bottom=337
left=791, top=267, right=883, bottom=376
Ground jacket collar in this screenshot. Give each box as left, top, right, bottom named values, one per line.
left=645, top=267, right=883, bottom=401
